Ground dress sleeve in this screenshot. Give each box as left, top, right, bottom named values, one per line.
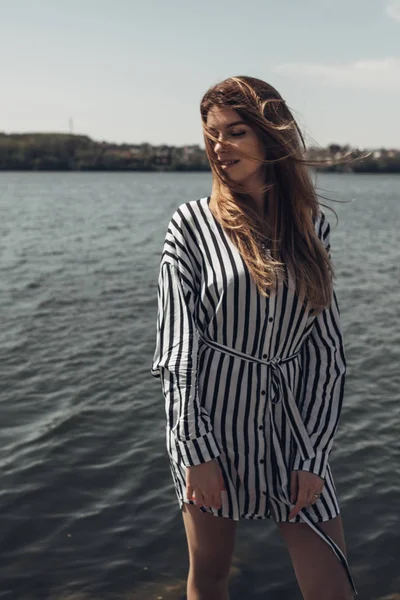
left=151, top=223, right=221, bottom=467
left=292, top=212, right=346, bottom=480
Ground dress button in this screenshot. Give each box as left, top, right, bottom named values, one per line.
left=260, top=459, right=265, bottom=464
left=261, top=390, right=266, bottom=395
left=262, top=491, right=267, bottom=496
left=269, top=317, right=273, bottom=322
left=259, top=425, right=264, bottom=430
left=262, top=353, right=267, bottom=359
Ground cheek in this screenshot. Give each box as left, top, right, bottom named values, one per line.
left=243, top=137, right=265, bottom=164
left=254, top=139, right=266, bottom=162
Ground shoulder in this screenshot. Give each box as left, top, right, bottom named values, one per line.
left=165, top=197, right=209, bottom=253
left=161, top=197, right=208, bottom=268
left=167, top=197, right=208, bottom=238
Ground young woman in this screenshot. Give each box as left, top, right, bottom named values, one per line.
left=151, top=76, right=357, bottom=600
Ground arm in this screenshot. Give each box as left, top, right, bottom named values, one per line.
left=151, top=223, right=220, bottom=467
left=292, top=213, right=346, bottom=480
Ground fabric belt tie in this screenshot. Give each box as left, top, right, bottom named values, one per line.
left=198, top=334, right=315, bottom=462
left=198, top=333, right=358, bottom=596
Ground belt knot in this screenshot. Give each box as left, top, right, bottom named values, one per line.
left=269, top=356, right=282, bottom=367
left=198, top=334, right=315, bottom=462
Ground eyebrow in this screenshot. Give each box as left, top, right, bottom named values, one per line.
left=208, top=120, right=247, bottom=132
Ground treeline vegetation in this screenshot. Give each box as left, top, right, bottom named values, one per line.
left=0, top=133, right=399, bottom=173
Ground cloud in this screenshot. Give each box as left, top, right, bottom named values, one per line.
left=386, top=1, right=400, bottom=22
left=273, top=57, right=400, bottom=90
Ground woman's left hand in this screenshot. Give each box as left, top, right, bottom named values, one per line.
left=288, top=470, right=324, bottom=520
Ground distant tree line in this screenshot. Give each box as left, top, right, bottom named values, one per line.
left=0, top=133, right=399, bottom=173
left=308, top=144, right=400, bottom=173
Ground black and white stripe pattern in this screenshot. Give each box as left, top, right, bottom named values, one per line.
left=151, top=196, right=356, bottom=595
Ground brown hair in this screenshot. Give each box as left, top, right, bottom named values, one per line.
left=200, top=75, right=334, bottom=312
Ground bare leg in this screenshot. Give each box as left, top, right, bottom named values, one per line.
left=276, top=514, right=354, bottom=600
left=182, top=503, right=237, bottom=600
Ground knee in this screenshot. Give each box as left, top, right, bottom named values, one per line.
left=189, top=554, right=231, bottom=591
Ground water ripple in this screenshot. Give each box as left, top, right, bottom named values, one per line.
left=0, top=172, right=399, bottom=600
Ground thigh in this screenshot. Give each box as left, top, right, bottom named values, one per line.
left=276, top=515, right=353, bottom=600
left=182, top=503, right=237, bottom=578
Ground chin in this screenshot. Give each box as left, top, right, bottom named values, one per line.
left=227, top=168, right=248, bottom=183
left=230, top=171, right=256, bottom=186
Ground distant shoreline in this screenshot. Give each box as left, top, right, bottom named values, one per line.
left=1, top=133, right=399, bottom=173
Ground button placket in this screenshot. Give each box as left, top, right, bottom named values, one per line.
left=263, top=294, right=275, bottom=359
left=258, top=371, right=268, bottom=478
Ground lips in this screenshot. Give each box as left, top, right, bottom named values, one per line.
left=219, top=159, right=240, bottom=167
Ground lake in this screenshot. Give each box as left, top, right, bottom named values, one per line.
left=0, top=171, right=399, bottom=599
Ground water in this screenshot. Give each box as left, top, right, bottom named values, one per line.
left=0, top=172, right=399, bottom=600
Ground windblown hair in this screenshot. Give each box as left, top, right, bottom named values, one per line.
left=200, top=75, right=334, bottom=312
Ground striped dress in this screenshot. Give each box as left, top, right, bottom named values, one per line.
left=151, top=196, right=357, bottom=594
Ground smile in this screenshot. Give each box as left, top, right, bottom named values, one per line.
left=220, top=160, right=240, bottom=168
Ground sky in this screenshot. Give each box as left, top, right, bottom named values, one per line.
left=1, top=0, right=400, bottom=149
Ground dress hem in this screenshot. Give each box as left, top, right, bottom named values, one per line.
left=177, top=498, right=341, bottom=524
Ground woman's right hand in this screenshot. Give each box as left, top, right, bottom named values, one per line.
left=186, top=459, right=226, bottom=510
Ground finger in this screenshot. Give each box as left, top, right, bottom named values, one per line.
left=310, top=489, right=323, bottom=504
left=288, top=492, right=308, bottom=519
left=203, top=493, right=214, bottom=508
left=187, top=485, right=194, bottom=502
left=211, top=492, right=222, bottom=510
left=194, top=489, right=205, bottom=508
left=288, top=501, right=302, bottom=520
left=290, top=471, right=298, bottom=504
left=305, top=489, right=315, bottom=506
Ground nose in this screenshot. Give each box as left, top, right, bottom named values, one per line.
left=213, top=133, right=229, bottom=155
left=214, top=135, right=223, bottom=154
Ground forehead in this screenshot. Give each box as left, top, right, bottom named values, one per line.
left=206, top=106, right=242, bottom=129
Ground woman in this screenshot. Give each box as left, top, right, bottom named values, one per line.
left=151, top=76, right=357, bottom=600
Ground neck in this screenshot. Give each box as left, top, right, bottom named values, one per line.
left=251, top=190, right=268, bottom=219
left=210, top=180, right=274, bottom=221
left=244, top=170, right=271, bottom=219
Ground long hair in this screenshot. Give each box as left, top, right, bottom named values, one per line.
left=200, top=75, right=334, bottom=312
